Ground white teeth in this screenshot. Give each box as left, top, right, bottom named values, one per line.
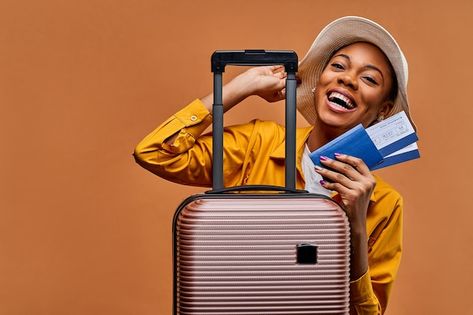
left=329, top=91, right=354, bottom=109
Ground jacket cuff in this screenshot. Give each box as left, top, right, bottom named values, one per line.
left=173, top=99, right=211, bottom=127
left=161, top=99, right=212, bottom=153
left=350, top=270, right=377, bottom=304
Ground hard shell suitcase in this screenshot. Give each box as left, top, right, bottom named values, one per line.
left=173, top=50, right=350, bottom=315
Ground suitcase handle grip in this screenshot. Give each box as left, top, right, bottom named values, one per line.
left=211, top=50, right=298, bottom=73
left=211, top=50, right=298, bottom=191
left=206, top=185, right=307, bottom=194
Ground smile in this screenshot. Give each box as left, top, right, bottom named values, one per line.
left=326, top=90, right=357, bottom=112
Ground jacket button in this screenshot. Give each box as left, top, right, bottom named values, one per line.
left=190, top=115, right=197, bottom=121
left=243, top=175, right=249, bottom=184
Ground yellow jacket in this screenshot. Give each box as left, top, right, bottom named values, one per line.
left=134, top=99, right=403, bottom=315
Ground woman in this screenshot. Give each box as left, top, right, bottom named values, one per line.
left=134, top=16, right=416, bottom=314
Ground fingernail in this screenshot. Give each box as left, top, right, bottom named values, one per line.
left=314, top=165, right=323, bottom=171
left=334, top=153, right=345, bottom=158
left=320, top=156, right=328, bottom=161
left=319, top=180, right=326, bottom=186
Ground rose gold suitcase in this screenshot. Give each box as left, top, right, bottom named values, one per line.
left=173, top=51, right=350, bottom=315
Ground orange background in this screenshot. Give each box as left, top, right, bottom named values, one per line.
left=1, top=0, right=472, bottom=314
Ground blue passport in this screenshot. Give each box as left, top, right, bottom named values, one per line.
left=309, top=124, right=384, bottom=169
left=371, top=143, right=420, bottom=170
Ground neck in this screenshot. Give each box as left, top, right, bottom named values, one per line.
left=306, top=120, right=348, bottom=152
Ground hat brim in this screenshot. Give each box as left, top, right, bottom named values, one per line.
left=297, top=16, right=416, bottom=130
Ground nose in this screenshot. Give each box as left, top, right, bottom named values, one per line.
left=337, top=71, right=358, bottom=90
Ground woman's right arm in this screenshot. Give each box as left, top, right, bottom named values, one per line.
left=198, top=65, right=288, bottom=113
left=133, top=66, right=288, bottom=186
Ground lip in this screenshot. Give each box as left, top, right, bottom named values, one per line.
left=325, top=88, right=357, bottom=113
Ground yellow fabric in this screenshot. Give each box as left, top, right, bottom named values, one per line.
left=134, top=99, right=403, bottom=315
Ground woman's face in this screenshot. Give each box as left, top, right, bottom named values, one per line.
left=313, top=42, right=394, bottom=132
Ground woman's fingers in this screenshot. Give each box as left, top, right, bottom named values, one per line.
left=315, top=154, right=376, bottom=193
left=314, top=163, right=358, bottom=190
left=333, top=153, right=371, bottom=176
left=267, top=65, right=287, bottom=78
left=319, top=178, right=352, bottom=196
left=316, top=155, right=362, bottom=184
left=276, top=71, right=287, bottom=79
left=270, top=65, right=285, bottom=73
left=245, top=65, right=288, bottom=102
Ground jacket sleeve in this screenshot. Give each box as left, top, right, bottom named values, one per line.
left=349, top=192, right=403, bottom=314
left=133, top=99, right=255, bottom=187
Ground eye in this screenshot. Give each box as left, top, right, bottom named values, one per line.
left=363, top=76, right=378, bottom=85
left=331, top=63, right=345, bottom=70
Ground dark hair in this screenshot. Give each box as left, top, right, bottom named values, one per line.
left=387, top=68, right=398, bottom=103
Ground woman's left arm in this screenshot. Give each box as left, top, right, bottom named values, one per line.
left=314, top=153, right=402, bottom=314
left=315, top=153, right=374, bottom=279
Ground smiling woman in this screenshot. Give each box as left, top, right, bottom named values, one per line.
left=309, top=42, right=397, bottom=147
left=133, top=16, right=416, bottom=315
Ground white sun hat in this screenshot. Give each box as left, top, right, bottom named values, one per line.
left=297, top=16, right=416, bottom=130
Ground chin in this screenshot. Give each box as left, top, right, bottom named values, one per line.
left=316, top=109, right=357, bottom=131
left=314, top=94, right=360, bottom=128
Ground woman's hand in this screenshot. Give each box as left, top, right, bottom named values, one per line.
left=244, top=65, right=288, bottom=103
left=314, top=153, right=375, bottom=280
left=315, top=153, right=375, bottom=227
left=201, top=65, right=288, bottom=113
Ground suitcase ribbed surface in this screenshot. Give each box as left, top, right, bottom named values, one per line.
left=174, top=196, right=350, bottom=315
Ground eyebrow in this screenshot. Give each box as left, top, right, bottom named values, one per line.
left=333, top=53, right=385, bottom=80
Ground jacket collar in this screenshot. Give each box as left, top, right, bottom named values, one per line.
left=269, top=126, right=313, bottom=179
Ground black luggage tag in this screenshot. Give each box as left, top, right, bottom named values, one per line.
left=296, top=243, right=318, bottom=264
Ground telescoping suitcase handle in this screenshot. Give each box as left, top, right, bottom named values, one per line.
left=211, top=50, right=299, bottom=191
